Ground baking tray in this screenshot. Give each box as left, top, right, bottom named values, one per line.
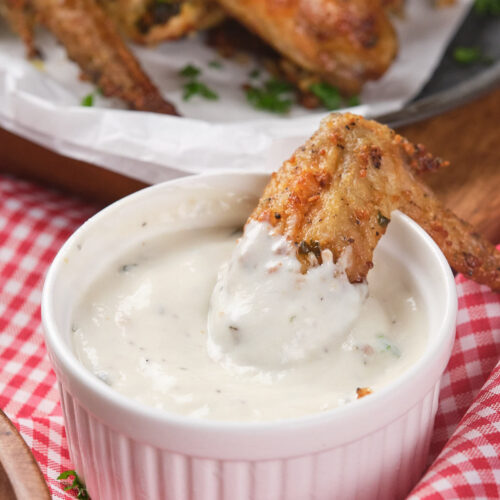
left=381, top=8, right=500, bottom=126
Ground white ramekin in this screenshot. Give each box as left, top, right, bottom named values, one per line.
left=42, top=172, right=457, bottom=500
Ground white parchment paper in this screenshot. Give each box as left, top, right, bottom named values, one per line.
left=0, top=0, right=471, bottom=183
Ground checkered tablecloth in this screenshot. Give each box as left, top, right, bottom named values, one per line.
left=0, top=173, right=499, bottom=499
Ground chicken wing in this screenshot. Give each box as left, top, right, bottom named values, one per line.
left=102, top=0, right=225, bottom=45
left=37, top=0, right=179, bottom=113
left=0, top=0, right=36, bottom=57
left=250, top=113, right=500, bottom=291
left=212, top=0, right=398, bottom=95
left=0, top=0, right=178, bottom=114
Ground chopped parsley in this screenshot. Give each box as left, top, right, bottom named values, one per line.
left=183, top=81, right=218, bottom=101
left=178, top=63, right=218, bottom=101
left=243, top=72, right=360, bottom=113
left=245, top=78, right=294, bottom=113
left=347, top=95, right=361, bottom=107
left=453, top=46, right=492, bottom=65
left=179, top=64, right=201, bottom=79
left=249, top=68, right=261, bottom=79
left=474, top=0, right=500, bottom=15
left=80, top=93, right=94, bottom=107
left=309, top=82, right=341, bottom=110
left=377, top=211, right=390, bottom=227
left=58, top=470, right=90, bottom=499
left=297, top=239, right=322, bottom=263
left=265, top=78, right=294, bottom=94
left=309, top=82, right=361, bottom=110
left=208, top=60, right=223, bottom=69
left=376, top=335, right=401, bottom=358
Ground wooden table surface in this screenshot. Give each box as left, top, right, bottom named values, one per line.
left=1, top=88, right=499, bottom=242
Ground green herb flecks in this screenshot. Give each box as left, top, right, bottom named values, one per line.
left=179, top=64, right=201, bottom=79
left=208, top=60, right=223, bottom=69
left=347, top=95, right=361, bottom=107
left=377, top=211, right=390, bottom=227
left=264, top=78, right=293, bottom=94
left=453, top=46, right=492, bottom=65
left=80, top=93, right=94, bottom=107
left=183, top=81, right=218, bottom=101
left=376, top=335, right=401, bottom=358
left=309, top=82, right=361, bottom=110
left=245, top=78, right=294, bottom=114
left=309, top=82, right=341, bottom=110
left=249, top=68, right=261, bottom=79
left=58, top=470, right=90, bottom=499
left=297, top=239, right=323, bottom=264
left=474, top=0, right=500, bottom=15
left=179, top=64, right=218, bottom=101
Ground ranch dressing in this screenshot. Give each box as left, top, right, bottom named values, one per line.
left=72, top=225, right=426, bottom=421
left=207, top=221, right=368, bottom=369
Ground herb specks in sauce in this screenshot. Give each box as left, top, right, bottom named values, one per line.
left=72, top=221, right=426, bottom=421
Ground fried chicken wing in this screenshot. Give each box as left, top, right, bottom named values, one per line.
left=36, top=0, right=178, bottom=114
left=103, top=0, right=224, bottom=45
left=250, top=113, right=500, bottom=291
left=0, top=0, right=36, bottom=57
left=0, top=0, right=178, bottom=114
left=212, top=0, right=398, bottom=95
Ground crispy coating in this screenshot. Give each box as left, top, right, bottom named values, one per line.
left=34, top=0, right=178, bottom=114
left=356, top=387, right=372, bottom=398
left=103, top=0, right=225, bottom=45
left=250, top=113, right=500, bottom=291
left=0, top=0, right=37, bottom=57
left=212, top=0, right=398, bottom=95
left=1, top=0, right=458, bottom=112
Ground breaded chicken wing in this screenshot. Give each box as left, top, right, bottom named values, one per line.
left=37, top=0, right=179, bottom=113
left=250, top=113, right=500, bottom=291
left=212, top=0, right=398, bottom=95
left=103, top=0, right=224, bottom=45
left=0, top=0, right=178, bottom=114
left=0, top=0, right=36, bottom=57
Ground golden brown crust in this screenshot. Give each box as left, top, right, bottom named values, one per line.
left=249, top=113, right=500, bottom=291
left=0, top=0, right=37, bottom=58
left=1, top=0, right=178, bottom=113
left=33, top=0, right=178, bottom=114
left=212, top=0, right=398, bottom=94
left=103, top=0, right=225, bottom=45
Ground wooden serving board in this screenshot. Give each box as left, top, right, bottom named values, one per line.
left=0, top=410, right=50, bottom=499
left=398, top=87, right=500, bottom=244
left=1, top=89, right=499, bottom=242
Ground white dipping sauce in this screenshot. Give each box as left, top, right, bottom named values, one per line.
left=207, top=221, right=368, bottom=369
left=72, top=222, right=426, bottom=421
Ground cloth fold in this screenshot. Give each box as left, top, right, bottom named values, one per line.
left=0, top=173, right=498, bottom=499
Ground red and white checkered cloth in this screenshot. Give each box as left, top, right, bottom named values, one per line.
left=0, top=173, right=499, bottom=499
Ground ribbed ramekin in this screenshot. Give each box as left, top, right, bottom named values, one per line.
left=42, top=172, right=457, bottom=500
